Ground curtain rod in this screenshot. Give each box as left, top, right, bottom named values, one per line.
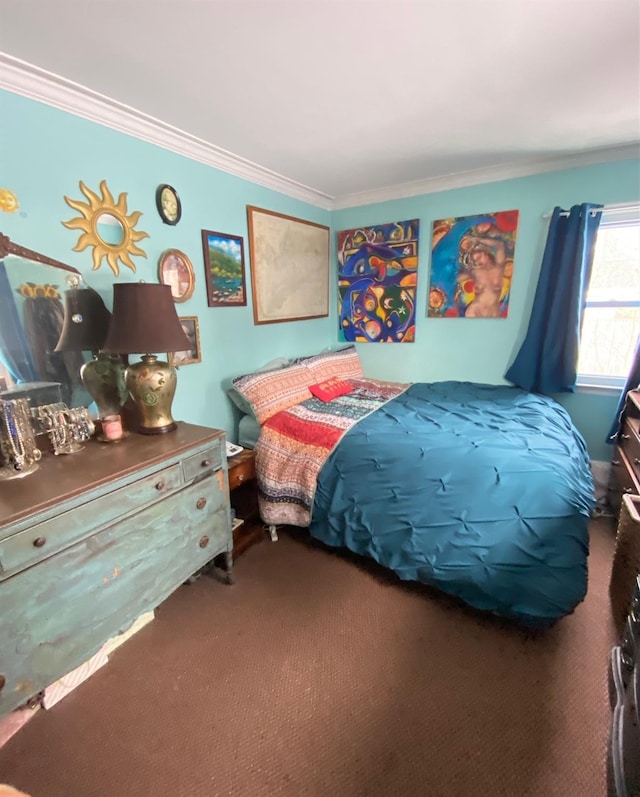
left=543, top=202, right=640, bottom=219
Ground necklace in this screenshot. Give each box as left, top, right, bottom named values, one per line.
left=1, top=400, right=26, bottom=470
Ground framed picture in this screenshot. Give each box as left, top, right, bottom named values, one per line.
left=247, top=205, right=329, bottom=324
left=155, top=184, right=181, bottom=226
left=168, top=316, right=201, bottom=366
left=201, top=229, right=247, bottom=307
left=337, top=219, right=419, bottom=343
left=158, top=249, right=195, bottom=303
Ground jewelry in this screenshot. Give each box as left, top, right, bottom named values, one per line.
left=1, top=400, right=26, bottom=469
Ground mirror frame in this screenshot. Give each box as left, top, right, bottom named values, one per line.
left=0, top=233, right=82, bottom=277
left=62, top=179, right=149, bottom=277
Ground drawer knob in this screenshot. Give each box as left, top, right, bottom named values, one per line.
left=612, top=460, right=621, bottom=466
left=33, top=537, right=46, bottom=548
left=199, top=535, right=210, bottom=549
left=635, top=458, right=640, bottom=466
left=624, top=487, right=634, bottom=494
left=155, top=480, right=165, bottom=491
left=196, top=497, right=207, bottom=510
left=237, top=474, right=245, bottom=483
left=0, top=674, right=5, bottom=691
left=202, top=459, right=211, bottom=468
left=622, top=434, right=631, bottom=440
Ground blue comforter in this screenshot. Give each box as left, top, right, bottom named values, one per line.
left=310, top=382, right=594, bottom=626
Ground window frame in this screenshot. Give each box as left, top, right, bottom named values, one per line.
left=576, top=203, right=640, bottom=390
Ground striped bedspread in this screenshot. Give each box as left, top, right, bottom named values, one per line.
left=256, top=378, right=409, bottom=527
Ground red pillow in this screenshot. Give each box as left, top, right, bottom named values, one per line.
left=309, top=378, right=353, bottom=402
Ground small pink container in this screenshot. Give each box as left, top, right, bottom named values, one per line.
left=102, top=414, right=123, bottom=441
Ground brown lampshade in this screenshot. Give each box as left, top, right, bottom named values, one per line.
left=102, top=283, right=191, bottom=354
left=54, top=288, right=112, bottom=352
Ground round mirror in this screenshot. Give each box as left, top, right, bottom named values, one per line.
left=96, top=212, right=125, bottom=247
left=63, top=180, right=149, bottom=276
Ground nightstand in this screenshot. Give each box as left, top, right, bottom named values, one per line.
left=228, top=448, right=264, bottom=559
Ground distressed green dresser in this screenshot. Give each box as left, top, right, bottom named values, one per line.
left=0, top=422, right=232, bottom=716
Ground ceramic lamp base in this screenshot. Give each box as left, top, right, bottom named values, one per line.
left=126, top=354, right=178, bottom=435
left=81, top=353, right=128, bottom=419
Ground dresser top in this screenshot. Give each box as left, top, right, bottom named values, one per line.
left=0, top=422, right=225, bottom=528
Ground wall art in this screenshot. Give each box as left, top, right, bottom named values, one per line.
left=168, top=316, right=201, bottom=366
left=201, top=230, right=246, bottom=307
left=247, top=206, right=329, bottom=324
left=428, top=210, right=519, bottom=318
left=156, top=184, right=181, bottom=226
left=158, top=249, right=195, bottom=303
left=337, top=219, right=419, bottom=343
left=62, top=180, right=149, bottom=276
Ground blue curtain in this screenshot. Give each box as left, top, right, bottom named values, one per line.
left=607, top=333, right=640, bottom=443
left=505, top=203, right=603, bottom=394
left=0, top=259, right=38, bottom=382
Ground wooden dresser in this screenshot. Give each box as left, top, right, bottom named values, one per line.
left=0, top=422, right=232, bottom=716
left=609, top=390, right=640, bottom=517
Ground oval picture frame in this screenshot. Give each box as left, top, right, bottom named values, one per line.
left=158, top=249, right=195, bottom=303
left=155, top=184, right=181, bottom=226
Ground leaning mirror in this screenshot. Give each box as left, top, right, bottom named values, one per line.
left=0, top=233, right=100, bottom=409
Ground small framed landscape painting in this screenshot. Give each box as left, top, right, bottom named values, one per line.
left=201, top=230, right=247, bottom=307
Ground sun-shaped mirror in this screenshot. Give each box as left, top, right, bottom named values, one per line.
left=62, top=180, right=149, bottom=277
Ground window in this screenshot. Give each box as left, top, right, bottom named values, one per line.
left=577, top=204, right=640, bottom=388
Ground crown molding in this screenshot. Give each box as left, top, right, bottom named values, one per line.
left=1, top=52, right=638, bottom=214
left=332, top=143, right=640, bottom=209
left=0, top=52, right=335, bottom=211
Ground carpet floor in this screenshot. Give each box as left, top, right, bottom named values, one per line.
left=0, top=518, right=617, bottom=797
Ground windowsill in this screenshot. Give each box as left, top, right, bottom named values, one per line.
left=575, top=383, right=623, bottom=396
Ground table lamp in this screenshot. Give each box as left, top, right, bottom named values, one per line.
left=102, top=282, right=191, bottom=434
left=55, top=286, right=128, bottom=418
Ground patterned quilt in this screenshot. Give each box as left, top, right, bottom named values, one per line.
left=256, top=378, right=409, bottom=526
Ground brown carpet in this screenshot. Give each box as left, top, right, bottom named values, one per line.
left=0, top=518, right=617, bottom=797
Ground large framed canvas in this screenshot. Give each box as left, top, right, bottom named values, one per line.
left=246, top=206, right=330, bottom=324
left=428, top=210, right=519, bottom=318
left=337, top=219, right=419, bottom=343
left=201, top=230, right=247, bottom=307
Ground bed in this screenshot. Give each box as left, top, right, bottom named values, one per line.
left=230, top=347, right=594, bottom=627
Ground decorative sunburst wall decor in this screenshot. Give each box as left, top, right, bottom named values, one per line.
left=62, top=180, right=149, bottom=276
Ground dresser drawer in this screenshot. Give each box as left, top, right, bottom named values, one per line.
left=182, top=440, right=223, bottom=483
left=228, top=456, right=256, bottom=491
left=0, top=462, right=183, bottom=580
left=621, top=419, right=640, bottom=483
left=0, top=474, right=230, bottom=716
left=609, top=446, right=640, bottom=515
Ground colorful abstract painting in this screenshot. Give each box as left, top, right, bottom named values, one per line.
left=337, top=219, right=419, bottom=343
left=428, top=210, right=519, bottom=318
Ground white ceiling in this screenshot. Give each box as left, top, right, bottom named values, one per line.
left=1, top=0, right=639, bottom=208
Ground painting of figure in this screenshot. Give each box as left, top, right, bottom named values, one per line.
left=337, top=219, right=419, bottom=343
left=428, top=210, right=519, bottom=318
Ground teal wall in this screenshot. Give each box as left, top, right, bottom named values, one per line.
left=2, top=88, right=638, bottom=458
left=0, top=89, right=332, bottom=439
left=332, top=161, right=640, bottom=460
